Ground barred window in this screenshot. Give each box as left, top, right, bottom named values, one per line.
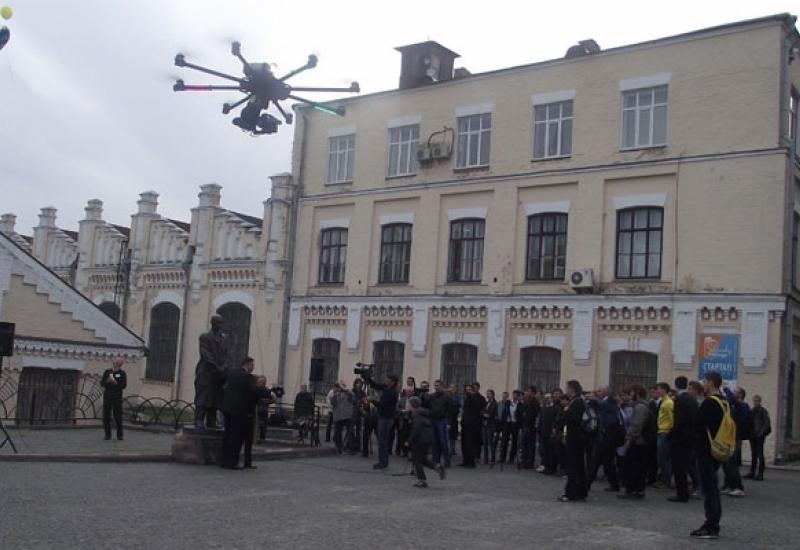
left=312, top=338, right=340, bottom=396
left=145, top=302, right=180, bottom=382
left=441, top=343, right=478, bottom=398
left=526, top=213, right=567, bottom=280
left=519, top=346, right=562, bottom=393
left=610, top=351, right=657, bottom=394
left=387, top=125, right=419, bottom=177
left=616, top=207, right=663, bottom=279
left=379, top=223, right=412, bottom=284
left=318, top=228, right=348, bottom=284
left=372, top=340, right=405, bottom=383
left=216, top=302, right=251, bottom=371
left=448, top=218, right=484, bottom=283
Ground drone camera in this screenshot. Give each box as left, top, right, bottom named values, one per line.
left=257, top=113, right=280, bottom=134
left=173, top=79, right=186, bottom=92
left=174, top=53, right=186, bottom=67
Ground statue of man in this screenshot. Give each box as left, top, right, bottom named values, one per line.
left=194, top=315, right=230, bottom=428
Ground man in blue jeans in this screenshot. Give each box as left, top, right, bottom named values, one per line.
left=366, top=372, right=400, bottom=469
left=426, top=379, right=453, bottom=467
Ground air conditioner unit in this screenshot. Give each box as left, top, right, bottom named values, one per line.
left=416, top=145, right=432, bottom=163
left=569, top=268, right=594, bottom=291
left=430, top=143, right=451, bottom=159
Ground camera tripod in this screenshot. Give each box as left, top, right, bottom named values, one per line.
left=0, top=356, right=18, bottom=453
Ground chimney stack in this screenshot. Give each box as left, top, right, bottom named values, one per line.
left=198, top=183, right=222, bottom=208
left=137, top=191, right=159, bottom=214
left=0, top=213, right=16, bottom=234
left=395, top=41, right=460, bottom=90
left=38, top=207, right=57, bottom=228
left=84, top=199, right=103, bottom=221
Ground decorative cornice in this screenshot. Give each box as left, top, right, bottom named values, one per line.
left=14, top=337, right=144, bottom=360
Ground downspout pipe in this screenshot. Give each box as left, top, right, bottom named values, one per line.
left=173, top=244, right=195, bottom=400
left=277, top=111, right=308, bottom=386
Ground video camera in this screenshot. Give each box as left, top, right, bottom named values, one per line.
left=353, top=362, right=374, bottom=378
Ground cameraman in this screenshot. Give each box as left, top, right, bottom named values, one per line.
left=364, top=371, right=400, bottom=469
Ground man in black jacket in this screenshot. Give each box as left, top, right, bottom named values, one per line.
left=244, top=373, right=274, bottom=468
left=460, top=384, right=484, bottom=468
left=691, top=371, right=726, bottom=540
left=500, top=390, right=522, bottom=464
left=559, top=380, right=587, bottom=502
left=408, top=397, right=446, bottom=488
left=366, top=372, right=399, bottom=469
left=101, top=357, right=127, bottom=441
left=426, top=379, right=452, bottom=467
left=220, top=357, right=258, bottom=469
left=520, top=386, right=540, bottom=469
left=669, top=376, right=699, bottom=502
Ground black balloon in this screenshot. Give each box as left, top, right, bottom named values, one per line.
left=0, top=26, right=8, bottom=51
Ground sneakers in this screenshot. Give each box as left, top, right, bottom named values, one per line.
left=414, top=480, right=428, bottom=488
left=436, top=464, right=447, bottom=481
left=536, top=465, right=546, bottom=473
left=720, top=487, right=731, bottom=495
left=728, top=488, right=745, bottom=497
left=690, top=491, right=703, bottom=500
left=690, top=527, right=719, bottom=539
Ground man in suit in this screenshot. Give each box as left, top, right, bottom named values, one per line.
left=520, top=386, right=541, bottom=469
left=244, top=373, right=274, bottom=468
left=194, top=315, right=230, bottom=429
left=669, top=376, right=699, bottom=502
left=500, top=390, right=522, bottom=464
left=100, top=357, right=127, bottom=441
left=220, top=356, right=257, bottom=469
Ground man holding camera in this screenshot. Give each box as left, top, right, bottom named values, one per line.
left=361, top=368, right=400, bottom=470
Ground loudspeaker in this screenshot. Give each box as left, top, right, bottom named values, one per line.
left=0, top=322, right=14, bottom=357
left=309, top=358, right=324, bottom=382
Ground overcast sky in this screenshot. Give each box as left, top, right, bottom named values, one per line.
left=0, top=0, right=796, bottom=234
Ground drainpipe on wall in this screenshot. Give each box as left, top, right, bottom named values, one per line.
left=173, top=244, right=196, bottom=400
left=277, top=112, right=308, bottom=387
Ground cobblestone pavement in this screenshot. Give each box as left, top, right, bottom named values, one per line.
left=1, top=455, right=799, bottom=550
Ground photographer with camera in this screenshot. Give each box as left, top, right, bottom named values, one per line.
left=355, top=363, right=400, bottom=470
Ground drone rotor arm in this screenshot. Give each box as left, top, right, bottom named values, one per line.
left=177, top=84, right=244, bottom=92
left=222, top=94, right=253, bottom=114
left=177, top=60, right=245, bottom=84
left=288, top=94, right=345, bottom=116
left=289, top=85, right=359, bottom=93
left=273, top=101, right=293, bottom=124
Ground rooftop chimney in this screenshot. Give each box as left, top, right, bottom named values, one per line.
left=38, top=207, right=57, bottom=228
left=137, top=191, right=159, bottom=215
left=84, top=199, right=103, bottom=221
left=0, top=213, right=16, bottom=234
left=198, top=183, right=222, bottom=208
left=395, top=41, right=460, bottom=90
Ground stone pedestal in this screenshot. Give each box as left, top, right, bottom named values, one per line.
left=171, top=426, right=223, bottom=465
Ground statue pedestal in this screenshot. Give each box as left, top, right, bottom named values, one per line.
left=171, top=426, right=224, bottom=465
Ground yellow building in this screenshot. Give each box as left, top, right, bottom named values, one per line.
left=284, top=14, right=800, bottom=462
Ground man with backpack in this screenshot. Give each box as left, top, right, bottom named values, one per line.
left=691, top=370, right=735, bottom=540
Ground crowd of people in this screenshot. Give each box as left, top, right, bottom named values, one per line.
left=318, top=370, right=772, bottom=540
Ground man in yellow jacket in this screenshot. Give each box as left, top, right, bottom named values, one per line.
left=655, top=382, right=674, bottom=489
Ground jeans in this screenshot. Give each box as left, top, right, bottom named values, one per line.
left=431, top=418, right=450, bottom=465
left=698, top=456, right=721, bottom=533
left=750, top=436, right=766, bottom=475
left=722, top=453, right=743, bottom=490
left=657, top=433, right=672, bottom=486
left=376, top=416, right=395, bottom=466
left=500, top=422, right=519, bottom=463
left=333, top=419, right=351, bottom=452
left=482, top=425, right=497, bottom=463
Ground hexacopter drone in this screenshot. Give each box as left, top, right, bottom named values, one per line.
left=173, top=42, right=359, bottom=135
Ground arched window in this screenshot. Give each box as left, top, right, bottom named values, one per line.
left=318, top=228, right=348, bottom=284
left=372, top=341, right=405, bottom=382
left=610, top=351, right=658, bottom=394
left=312, top=338, right=340, bottom=396
left=145, top=302, right=181, bottom=381
left=216, top=302, right=252, bottom=371
left=526, top=213, right=567, bottom=280
left=519, top=346, right=562, bottom=392
left=616, top=207, right=663, bottom=279
left=441, top=343, right=478, bottom=396
left=448, top=218, right=485, bottom=282
left=98, top=301, right=121, bottom=322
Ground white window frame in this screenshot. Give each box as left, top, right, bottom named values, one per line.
left=327, top=134, right=355, bottom=184
left=533, top=100, right=573, bottom=160
left=387, top=124, right=419, bottom=178
left=620, top=85, right=668, bottom=150
left=456, top=113, right=491, bottom=169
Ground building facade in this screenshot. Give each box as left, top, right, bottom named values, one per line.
left=284, top=14, right=800, bottom=462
